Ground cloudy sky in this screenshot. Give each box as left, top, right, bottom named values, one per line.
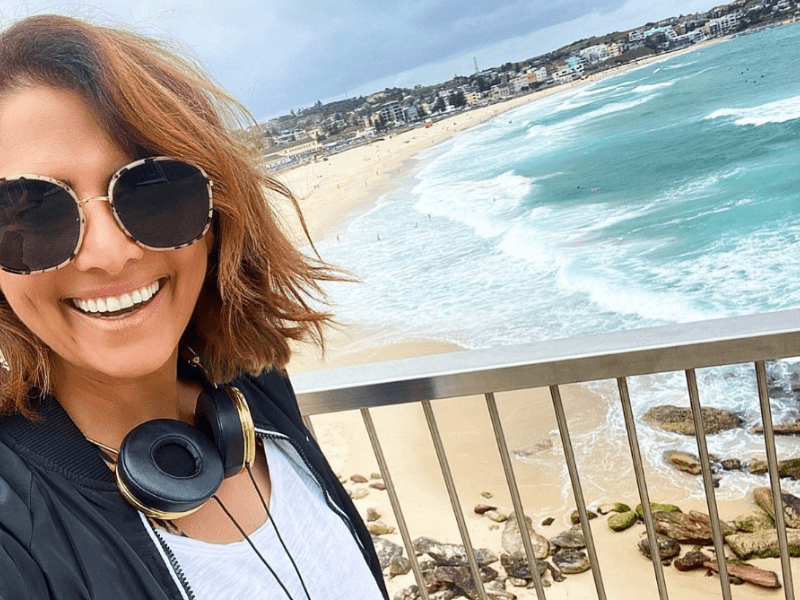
left=1, top=0, right=720, bottom=120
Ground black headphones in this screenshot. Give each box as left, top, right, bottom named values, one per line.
left=113, top=385, right=256, bottom=520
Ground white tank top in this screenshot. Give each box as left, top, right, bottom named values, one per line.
left=158, top=439, right=384, bottom=600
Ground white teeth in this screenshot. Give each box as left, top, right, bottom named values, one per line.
left=72, top=281, right=161, bottom=315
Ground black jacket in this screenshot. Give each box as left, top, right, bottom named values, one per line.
left=0, top=368, right=389, bottom=599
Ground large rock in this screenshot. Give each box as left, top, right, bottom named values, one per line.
left=608, top=511, right=637, bottom=532
left=674, top=550, right=712, bottom=571
left=750, top=421, right=800, bottom=435
left=733, top=510, right=775, bottom=533
left=499, top=553, right=547, bottom=580
left=501, top=513, right=550, bottom=559
left=597, top=502, right=631, bottom=514
left=413, top=537, right=498, bottom=567
left=703, top=561, right=781, bottom=589
left=664, top=450, right=702, bottom=475
left=635, top=502, right=681, bottom=519
left=638, top=534, right=681, bottom=560
left=653, top=510, right=733, bottom=545
left=372, top=536, right=403, bottom=570
left=431, top=565, right=499, bottom=600
left=726, top=529, right=800, bottom=560
left=753, top=487, right=800, bottom=528
left=549, top=529, right=585, bottom=549
left=642, top=405, right=741, bottom=435
left=389, top=555, right=412, bottom=576
left=779, top=458, right=800, bottom=479
left=552, top=549, right=591, bottom=574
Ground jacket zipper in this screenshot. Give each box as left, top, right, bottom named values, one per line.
left=255, top=428, right=372, bottom=565
left=152, top=528, right=196, bottom=600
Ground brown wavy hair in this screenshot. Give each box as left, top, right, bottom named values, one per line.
left=0, top=14, right=339, bottom=415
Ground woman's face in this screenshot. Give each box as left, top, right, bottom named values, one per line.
left=0, top=86, right=211, bottom=384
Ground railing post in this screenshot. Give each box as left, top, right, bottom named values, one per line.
left=755, top=360, right=796, bottom=600
left=361, top=408, right=431, bottom=600
left=616, top=377, right=669, bottom=600
left=550, top=385, right=606, bottom=600
left=484, top=393, right=547, bottom=598
left=685, top=369, right=732, bottom=599
left=422, top=400, right=490, bottom=600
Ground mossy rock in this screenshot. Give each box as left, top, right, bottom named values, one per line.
left=635, top=503, right=682, bottom=519
left=779, top=458, right=800, bottom=479
left=608, top=511, right=637, bottom=532
left=570, top=510, right=598, bottom=525
left=733, top=510, right=775, bottom=533
left=598, top=502, right=632, bottom=515
left=726, top=529, right=800, bottom=560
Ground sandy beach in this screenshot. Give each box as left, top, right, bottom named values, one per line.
left=277, top=38, right=797, bottom=599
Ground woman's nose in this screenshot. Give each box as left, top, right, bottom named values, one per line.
left=70, top=199, right=144, bottom=274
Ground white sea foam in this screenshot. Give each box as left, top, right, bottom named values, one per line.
left=631, top=80, right=677, bottom=93
left=412, top=170, right=534, bottom=238
left=705, top=94, right=800, bottom=126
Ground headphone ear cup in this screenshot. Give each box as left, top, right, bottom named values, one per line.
left=116, top=419, right=224, bottom=519
left=195, top=386, right=255, bottom=478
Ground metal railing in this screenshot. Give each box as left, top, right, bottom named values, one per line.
left=292, top=309, right=800, bottom=600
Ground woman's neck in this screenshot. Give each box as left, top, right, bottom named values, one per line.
left=50, top=350, right=203, bottom=450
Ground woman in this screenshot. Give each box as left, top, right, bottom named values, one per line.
left=0, top=14, right=387, bottom=600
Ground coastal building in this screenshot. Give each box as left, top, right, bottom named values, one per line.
left=628, top=28, right=646, bottom=43
left=510, top=75, right=529, bottom=93
left=579, top=44, right=610, bottom=64
left=378, top=101, right=406, bottom=126
left=404, top=103, right=419, bottom=122
left=464, top=90, right=481, bottom=105
left=276, top=139, right=322, bottom=158
left=489, top=85, right=511, bottom=101
left=705, top=12, right=740, bottom=35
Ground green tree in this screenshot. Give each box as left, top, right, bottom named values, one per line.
left=449, top=90, right=466, bottom=109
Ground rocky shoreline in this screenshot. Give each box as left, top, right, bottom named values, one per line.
left=340, top=410, right=800, bottom=600
left=346, top=470, right=797, bottom=599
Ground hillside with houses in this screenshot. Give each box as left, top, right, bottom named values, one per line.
left=262, top=0, right=799, bottom=172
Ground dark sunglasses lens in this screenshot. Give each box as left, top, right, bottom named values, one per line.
left=0, top=179, right=80, bottom=273
left=113, top=160, right=210, bottom=249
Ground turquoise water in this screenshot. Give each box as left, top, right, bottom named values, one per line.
left=318, top=25, right=800, bottom=499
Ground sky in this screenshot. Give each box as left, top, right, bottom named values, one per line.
left=0, top=0, right=722, bottom=120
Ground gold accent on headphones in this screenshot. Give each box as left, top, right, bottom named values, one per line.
left=226, top=385, right=256, bottom=471
left=115, top=469, right=205, bottom=521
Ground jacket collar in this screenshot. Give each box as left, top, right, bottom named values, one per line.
left=0, top=393, right=115, bottom=484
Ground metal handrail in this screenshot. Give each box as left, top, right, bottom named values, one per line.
left=292, top=308, right=800, bottom=600
left=293, top=309, right=800, bottom=414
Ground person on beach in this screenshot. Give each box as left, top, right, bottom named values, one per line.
left=0, top=14, right=387, bottom=600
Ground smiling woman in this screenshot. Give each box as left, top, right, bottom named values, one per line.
left=0, top=14, right=387, bottom=600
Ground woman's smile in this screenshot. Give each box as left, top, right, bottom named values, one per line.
left=69, top=278, right=163, bottom=318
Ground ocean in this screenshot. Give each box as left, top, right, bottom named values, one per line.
left=317, top=24, right=800, bottom=502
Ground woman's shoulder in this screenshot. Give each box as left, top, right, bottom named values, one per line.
left=231, top=368, right=304, bottom=427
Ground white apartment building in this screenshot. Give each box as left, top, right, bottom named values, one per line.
left=628, top=29, right=646, bottom=42
left=378, top=101, right=405, bottom=125
left=579, top=44, right=610, bottom=64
